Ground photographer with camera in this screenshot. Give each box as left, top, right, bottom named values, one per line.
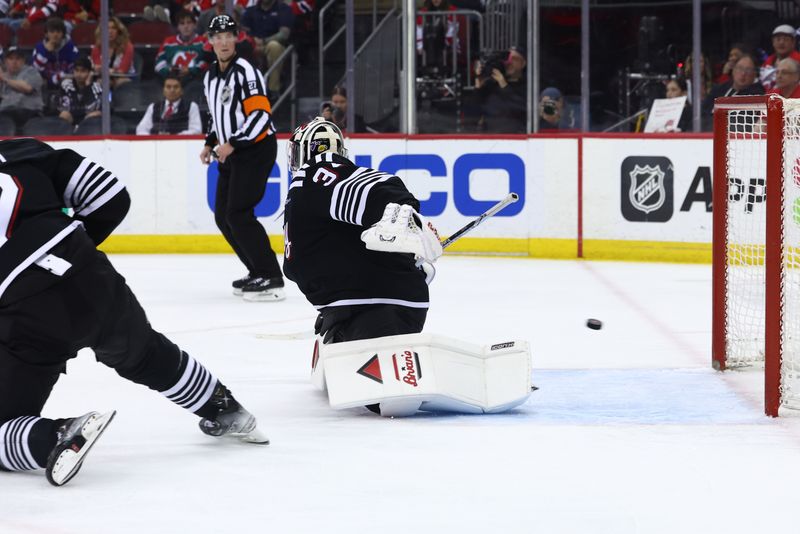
left=539, top=86, right=576, bottom=131
left=474, top=45, right=527, bottom=133
left=320, top=85, right=365, bottom=133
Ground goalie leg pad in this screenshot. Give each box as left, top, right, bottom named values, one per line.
left=314, top=333, right=532, bottom=416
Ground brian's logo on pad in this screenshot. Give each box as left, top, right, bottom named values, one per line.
left=356, top=354, right=383, bottom=384
left=620, top=156, right=674, bottom=222
left=392, top=350, right=422, bottom=387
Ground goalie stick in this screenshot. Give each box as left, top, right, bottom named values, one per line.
left=440, top=193, right=519, bottom=249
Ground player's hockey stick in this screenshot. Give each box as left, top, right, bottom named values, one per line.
left=441, top=192, right=519, bottom=250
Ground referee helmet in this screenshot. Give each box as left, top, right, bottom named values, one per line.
left=208, top=14, right=237, bottom=37
left=288, top=117, right=348, bottom=172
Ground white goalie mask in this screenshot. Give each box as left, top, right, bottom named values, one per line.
left=287, top=117, right=349, bottom=173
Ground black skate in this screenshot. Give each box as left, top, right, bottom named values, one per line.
left=232, top=274, right=257, bottom=296
left=199, top=385, right=269, bottom=444
left=46, top=411, right=116, bottom=487
left=241, top=276, right=285, bottom=302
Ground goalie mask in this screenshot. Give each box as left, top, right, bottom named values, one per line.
left=287, top=117, right=348, bottom=172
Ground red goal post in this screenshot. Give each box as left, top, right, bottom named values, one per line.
left=712, top=94, right=800, bottom=417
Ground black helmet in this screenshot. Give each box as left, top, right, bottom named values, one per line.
left=207, top=14, right=237, bottom=37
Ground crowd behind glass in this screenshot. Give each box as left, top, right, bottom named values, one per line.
left=0, top=0, right=791, bottom=135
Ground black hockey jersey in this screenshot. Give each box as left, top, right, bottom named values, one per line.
left=0, top=138, right=129, bottom=304
left=283, top=152, right=429, bottom=309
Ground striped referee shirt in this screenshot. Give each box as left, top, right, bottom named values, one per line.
left=203, top=54, right=275, bottom=148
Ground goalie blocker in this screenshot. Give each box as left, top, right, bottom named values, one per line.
left=311, top=333, right=533, bottom=417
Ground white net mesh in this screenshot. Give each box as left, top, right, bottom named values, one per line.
left=725, top=109, right=767, bottom=368
left=724, top=99, right=800, bottom=409
left=780, top=102, right=800, bottom=408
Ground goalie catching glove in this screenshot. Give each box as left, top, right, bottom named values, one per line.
left=361, top=203, right=443, bottom=262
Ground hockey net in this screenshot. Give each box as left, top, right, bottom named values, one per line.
left=713, top=94, right=800, bottom=416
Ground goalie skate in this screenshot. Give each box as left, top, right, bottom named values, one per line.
left=46, top=410, right=116, bottom=487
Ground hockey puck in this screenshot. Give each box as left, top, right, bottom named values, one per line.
left=586, top=318, right=603, bottom=330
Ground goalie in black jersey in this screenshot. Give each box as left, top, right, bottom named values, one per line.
left=284, top=117, right=443, bottom=344
left=0, top=139, right=268, bottom=487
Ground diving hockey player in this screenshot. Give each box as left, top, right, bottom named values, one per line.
left=0, top=139, right=268, bottom=487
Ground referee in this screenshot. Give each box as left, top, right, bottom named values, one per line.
left=200, top=14, right=285, bottom=302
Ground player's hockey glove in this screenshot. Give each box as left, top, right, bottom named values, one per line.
left=361, top=203, right=443, bottom=262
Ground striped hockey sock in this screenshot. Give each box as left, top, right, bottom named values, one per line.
left=160, top=353, right=219, bottom=415
left=0, top=417, right=49, bottom=471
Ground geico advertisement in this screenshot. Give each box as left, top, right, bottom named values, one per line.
left=582, top=138, right=714, bottom=242
left=197, top=138, right=536, bottom=237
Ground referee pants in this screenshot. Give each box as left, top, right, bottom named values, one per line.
left=214, top=135, right=282, bottom=279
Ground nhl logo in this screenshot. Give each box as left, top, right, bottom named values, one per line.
left=221, top=85, right=233, bottom=105
left=628, top=164, right=666, bottom=214
left=620, top=156, right=674, bottom=222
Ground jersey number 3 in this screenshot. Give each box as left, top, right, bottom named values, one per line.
left=0, top=173, right=22, bottom=243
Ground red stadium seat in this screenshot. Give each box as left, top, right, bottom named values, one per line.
left=0, top=24, right=13, bottom=49
left=15, top=23, right=45, bottom=48
left=128, top=21, right=175, bottom=47
left=112, top=0, right=149, bottom=16
left=71, top=22, right=98, bottom=47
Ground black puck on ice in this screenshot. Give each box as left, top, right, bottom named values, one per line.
left=586, top=318, right=603, bottom=330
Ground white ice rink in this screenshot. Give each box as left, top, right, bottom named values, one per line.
left=3, top=253, right=799, bottom=534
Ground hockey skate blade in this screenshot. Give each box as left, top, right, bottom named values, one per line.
left=237, top=426, right=270, bottom=445
left=217, top=424, right=269, bottom=445
left=233, top=288, right=244, bottom=296
left=242, top=288, right=286, bottom=302
left=46, top=410, right=116, bottom=487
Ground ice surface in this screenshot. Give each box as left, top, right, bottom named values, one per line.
left=3, top=254, right=800, bottom=534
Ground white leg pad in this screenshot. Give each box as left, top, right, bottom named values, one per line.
left=311, top=333, right=532, bottom=416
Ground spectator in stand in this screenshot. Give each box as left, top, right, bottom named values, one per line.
left=760, top=24, right=800, bottom=92
left=416, top=0, right=459, bottom=72
left=768, top=57, right=800, bottom=99
left=288, top=0, right=315, bottom=62
left=241, top=0, right=294, bottom=95
left=715, top=43, right=750, bottom=84
left=681, top=52, right=713, bottom=98
left=62, top=0, right=101, bottom=27
left=320, top=85, right=365, bottom=133
left=57, top=54, right=101, bottom=130
left=663, top=77, right=692, bottom=133
left=90, top=16, right=135, bottom=88
left=136, top=74, right=202, bottom=135
left=32, top=17, right=79, bottom=91
left=155, top=11, right=207, bottom=84
left=474, top=45, right=527, bottom=133
left=701, top=53, right=764, bottom=122
left=0, top=47, right=43, bottom=133
left=1, top=0, right=59, bottom=31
